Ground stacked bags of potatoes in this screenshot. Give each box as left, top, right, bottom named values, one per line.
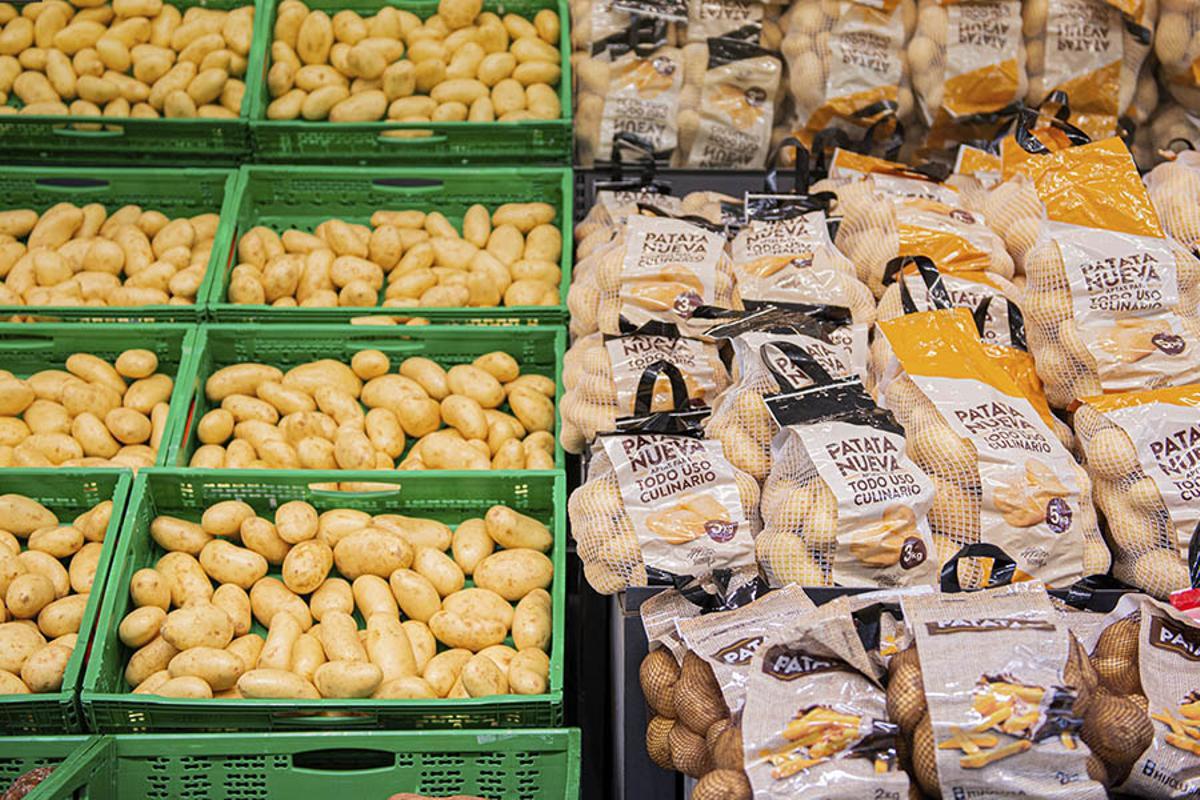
left=778, top=0, right=916, bottom=147
left=1155, top=0, right=1200, bottom=111
left=907, top=0, right=1027, bottom=152
left=1023, top=0, right=1158, bottom=140
left=705, top=315, right=868, bottom=483
left=559, top=325, right=729, bottom=453
left=1075, top=385, right=1200, bottom=598
left=982, top=136, right=1200, bottom=408
left=639, top=586, right=814, bottom=797
left=889, top=584, right=1110, bottom=798
left=730, top=198, right=877, bottom=324
left=568, top=409, right=761, bottom=592
left=874, top=308, right=1110, bottom=587
left=755, top=372, right=940, bottom=588
left=1145, top=148, right=1200, bottom=251
left=1074, top=593, right=1200, bottom=795
left=568, top=212, right=740, bottom=338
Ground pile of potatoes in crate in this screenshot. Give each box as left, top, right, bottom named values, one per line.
left=228, top=203, right=562, bottom=309
left=266, top=0, right=562, bottom=124
left=120, top=499, right=553, bottom=700
left=190, top=349, right=555, bottom=471
left=0, top=349, right=173, bottom=468
left=0, top=494, right=112, bottom=695
left=0, top=202, right=219, bottom=308
left=0, top=0, right=253, bottom=120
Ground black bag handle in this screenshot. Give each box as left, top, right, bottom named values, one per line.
left=1016, top=92, right=1091, bottom=155
left=632, top=360, right=691, bottom=417
left=972, top=294, right=1028, bottom=351
left=940, top=543, right=1020, bottom=592
left=759, top=340, right=835, bottom=393
left=1060, top=574, right=1135, bottom=611
left=883, top=256, right=954, bottom=313
left=610, top=131, right=661, bottom=185
left=765, top=136, right=812, bottom=195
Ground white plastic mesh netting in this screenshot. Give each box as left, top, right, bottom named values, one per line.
left=1145, top=151, right=1200, bottom=251
left=1155, top=0, right=1200, bottom=111
left=1075, top=402, right=1189, bottom=598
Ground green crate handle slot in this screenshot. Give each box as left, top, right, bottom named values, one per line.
left=370, top=177, right=445, bottom=191
left=32, top=178, right=111, bottom=192
left=49, top=128, right=125, bottom=139
left=307, top=485, right=404, bottom=499
left=376, top=132, right=449, bottom=145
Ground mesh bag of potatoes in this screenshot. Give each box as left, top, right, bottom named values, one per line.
left=227, top=202, right=561, bottom=311
left=874, top=308, right=1109, bottom=588
left=266, top=0, right=561, bottom=124
left=559, top=326, right=729, bottom=453
left=777, top=0, right=916, bottom=148
left=0, top=494, right=112, bottom=696
left=568, top=415, right=761, bottom=593
left=639, top=585, right=814, bottom=793
left=188, top=349, right=556, bottom=472
left=740, top=595, right=912, bottom=800
left=1022, top=0, right=1157, bottom=140
left=1145, top=148, right=1200, bottom=252
left=730, top=200, right=878, bottom=325
left=834, top=178, right=1016, bottom=298
left=0, top=203, right=219, bottom=309
left=574, top=187, right=682, bottom=257
left=0, top=1, right=253, bottom=122
left=705, top=318, right=867, bottom=483
left=673, top=37, right=784, bottom=170
left=118, top=498, right=553, bottom=701
left=985, top=136, right=1200, bottom=407
left=1074, top=592, right=1200, bottom=795
left=815, top=148, right=969, bottom=213
left=908, top=0, right=1027, bottom=152
left=1155, top=0, right=1200, bottom=111
left=756, top=374, right=940, bottom=588
left=0, top=348, right=174, bottom=468
left=567, top=213, right=740, bottom=338
left=1075, top=385, right=1200, bottom=598
left=890, top=584, right=1109, bottom=799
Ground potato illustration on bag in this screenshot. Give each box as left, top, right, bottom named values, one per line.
left=846, top=506, right=920, bottom=567
left=992, top=459, right=1072, bottom=528
left=620, top=56, right=680, bottom=98
left=623, top=266, right=705, bottom=312
left=1097, top=317, right=1177, bottom=364
left=647, top=495, right=735, bottom=545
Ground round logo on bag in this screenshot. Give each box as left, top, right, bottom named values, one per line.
left=705, top=520, right=738, bottom=543
left=1153, top=332, right=1186, bottom=356
left=1046, top=497, right=1072, bottom=534
left=900, top=537, right=927, bottom=570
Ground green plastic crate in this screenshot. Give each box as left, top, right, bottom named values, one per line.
left=247, top=0, right=572, bottom=164
left=0, top=324, right=199, bottom=467
left=29, top=730, right=580, bottom=799
left=0, top=168, right=236, bottom=323
left=0, top=0, right=265, bottom=166
left=0, top=736, right=91, bottom=797
left=205, top=165, right=572, bottom=325
left=0, top=472, right=131, bottom=733
left=165, top=323, right=565, bottom=470
left=82, top=468, right=567, bottom=732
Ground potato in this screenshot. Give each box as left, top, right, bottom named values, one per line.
left=37, top=593, right=87, bottom=638
left=289, top=632, right=325, bottom=682
left=423, top=647, right=472, bottom=696
left=402, top=619, right=436, bottom=672
left=28, top=525, right=83, bottom=559
left=442, top=587, right=514, bottom=629
left=6, top=573, right=54, bottom=619
left=168, top=646, right=245, bottom=691
left=412, top=546, right=465, bottom=597
left=200, top=500, right=256, bottom=537
left=318, top=610, right=367, bottom=662
left=0, top=621, right=45, bottom=673
left=388, top=568, right=442, bottom=622
left=373, top=674, right=437, bottom=698
left=374, top=514, right=452, bottom=551
left=0, top=495, right=56, bottom=535
left=365, top=612, right=416, bottom=681
left=258, top=610, right=303, bottom=671
left=462, top=652, right=508, bottom=697
left=21, top=643, right=71, bottom=693
left=129, top=568, right=170, bottom=610
left=512, top=588, right=551, bottom=651
left=240, top=517, right=291, bottom=565
left=282, top=539, right=333, bottom=595
left=275, top=500, right=319, bottom=544
left=238, top=668, right=320, bottom=699
left=125, top=636, right=179, bottom=688
left=161, top=602, right=234, bottom=650
left=428, top=609, right=507, bottom=651
left=352, top=574, right=397, bottom=618
left=451, top=518, right=493, bottom=574
left=333, top=530, right=413, bottom=579
left=212, top=584, right=252, bottom=638
left=200, top=539, right=268, bottom=589
left=484, top=505, right=551, bottom=551
left=472, top=548, right=553, bottom=601
left=68, top=543, right=103, bottom=594
left=314, top=659, right=382, bottom=698
left=155, top=675, right=214, bottom=699
left=157, top=552, right=213, bottom=606
left=250, top=577, right=313, bottom=630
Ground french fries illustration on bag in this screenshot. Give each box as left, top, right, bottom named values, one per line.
left=756, top=705, right=877, bottom=779
left=615, top=57, right=679, bottom=98
left=993, top=460, right=1072, bottom=528
left=1152, top=692, right=1200, bottom=756
left=933, top=676, right=1047, bottom=770
left=848, top=506, right=920, bottom=567
left=646, top=495, right=735, bottom=545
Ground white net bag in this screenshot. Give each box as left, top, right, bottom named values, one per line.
left=756, top=380, right=940, bottom=588
left=568, top=422, right=762, bottom=594
left=1155, top=0, right=1200, bottom=111
left=908, top=0, right=1027, bottom=151
left=834, top=185, right=1015, bottom=297
left=567, top=214, right=742, bottom=338
left=575, top=188, right=685, bottom=251
left=1145, top=149, right=1200, bottom=252
left=559, top=329, right=729, bottom=453
left=730, top=205, right=878, bottom=324
left=779, top=0, right=917, bottom=146
left=875, top=308, right=1110, bottom=589
left=706, top=323, right=868, bottom=482
left=994, top=137, right=1200, bottom=408
left=1023, top=0, right=1157, bottom=140
left=1076, top=386, right=1200, bottom=599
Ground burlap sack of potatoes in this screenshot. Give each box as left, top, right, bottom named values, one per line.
left=778, top=0, right=916, bottom=148
left=568, top=418, right=760, bottom=594
left=983, top=138, right=1200, bottom=408
left=1075, top=385, right=1200, bottom=598
left=1022, top=0, right=1157, bottom=140
left=875, top=308, right=1109, bottom=589
left=559, top=328, right=729, bottom=453
left=892, top=585, right=1109, bottom=799
left=756, top=378, right=939, bottom=589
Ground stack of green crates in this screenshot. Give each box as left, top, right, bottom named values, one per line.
left=0, top=0, right=578, bottom=790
